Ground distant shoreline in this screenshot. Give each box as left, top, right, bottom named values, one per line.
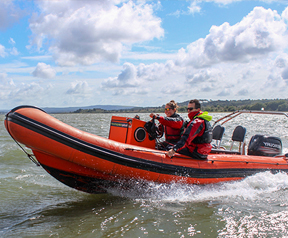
left=1, top=98, right=287, bottom=114
left=72, top=98, right=288, bottom=114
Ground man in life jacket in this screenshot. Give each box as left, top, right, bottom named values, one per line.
left=167, top=99, right=213, bottom=159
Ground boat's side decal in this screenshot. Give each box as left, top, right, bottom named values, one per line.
left=6, top=110, right=288, bottom=179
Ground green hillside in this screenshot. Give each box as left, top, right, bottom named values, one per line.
left=73, top=98, right=288, bottom=113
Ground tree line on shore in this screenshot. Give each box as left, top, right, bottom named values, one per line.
left=73, top=99, right=288, bottom=113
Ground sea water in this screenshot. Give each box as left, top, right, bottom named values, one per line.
left=1, top=112, right=288, bottom=237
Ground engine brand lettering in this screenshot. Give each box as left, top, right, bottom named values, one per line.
left=263, top=142, right=281, bottom=149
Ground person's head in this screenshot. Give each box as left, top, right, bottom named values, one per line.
left=165, top=100, right=178, bottom=117
left=187, top=99, right=201, bottom=113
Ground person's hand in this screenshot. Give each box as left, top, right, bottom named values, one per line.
left=167, top=149, right=176, bottom=158
left=149, top=113, right=159, bottom=119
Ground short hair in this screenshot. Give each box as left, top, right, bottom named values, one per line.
left=189, top=99, right=201, bottom=109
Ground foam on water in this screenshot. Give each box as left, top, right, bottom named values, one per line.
left=107, top=171, right=288, bottom=203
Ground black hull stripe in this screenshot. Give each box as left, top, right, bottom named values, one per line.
left=6, top=110, right=288, bottom=179
left=42, top=164, right=115, bottom=194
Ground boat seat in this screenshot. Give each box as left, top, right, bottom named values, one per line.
left=212, top=125, right=225, bottom=149
left=229, top=125, right=246, bottom=154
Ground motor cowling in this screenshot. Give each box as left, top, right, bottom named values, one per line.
left=248, top=134, right=282, bottom=157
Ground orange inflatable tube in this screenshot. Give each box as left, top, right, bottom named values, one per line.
left=5, top=106, right=288, bottom=193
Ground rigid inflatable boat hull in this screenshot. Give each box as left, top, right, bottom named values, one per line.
left=5, top=106, right=288, bottom=194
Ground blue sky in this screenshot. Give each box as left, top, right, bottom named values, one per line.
left=1, top=0, right=288, bottom=109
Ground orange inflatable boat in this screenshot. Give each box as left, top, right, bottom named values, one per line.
left=4, top=106, right=288, bottom=194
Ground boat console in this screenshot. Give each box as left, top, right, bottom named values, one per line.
left=108, top=116, right=156, bottom=149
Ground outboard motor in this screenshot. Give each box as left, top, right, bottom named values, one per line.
left=248, top=134, right=282, bottom=157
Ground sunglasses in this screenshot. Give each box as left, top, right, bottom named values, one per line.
left=165, top=108, right=172, bottom=111
left=187, top=107, right=195, bottom=111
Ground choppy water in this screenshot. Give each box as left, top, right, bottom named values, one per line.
left=1, top=112, right=288, bottom=237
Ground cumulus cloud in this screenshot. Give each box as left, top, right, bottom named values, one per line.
left=66, top=81, right=91, bottom=95
left=32, top=63, right=56, bottom=79
left=263, top=71, right=283, bottom=89
left=186, top=68, right=221, bottom=84
left=0, top=73, right=15, bottom=88
left=1, top=42, right=18, bottom=57
left=217, top=88, right=231, bottom=96
left=101, top=61, right=178, bottom=96
left=281, top=67, right=288, bottom=80
left=8, top=83, right=45, bottom=103
left=282, top=6, right=288, bottom=21
left=28, top=0, right=164, bottom=66
left=188, top=1, right=201, bottom=14
left=102, top=61, right=175, bottom=89
left=99, top=6, right=288, bottom=102
left=0, top=73, right=15, bottom=101
left=110, top=87, right=149, bottom=96
left=274, top=56, right=287, bottom=68
left=241, top=69, right=255, bottom=80
left=137, top=61, right=176, bottom=81
left=102, top=62, right=141, bottom=88
left=237, top=89, right=249, bottom=96
left=176, top=7, right=287, bottom=68
left=161, top=84, right=183, bottom=94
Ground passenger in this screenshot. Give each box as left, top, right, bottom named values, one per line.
left=150, top=100, right=184, bottom=150
left=167, top=99, right=213, bottom=159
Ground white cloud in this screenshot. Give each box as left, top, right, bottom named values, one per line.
left=263, top=72, right=284, bottom=89
left=187, top=0, right=243, bottom=15
left=111, top=87, right=149, bottom=96
left=204, top=0, right=241, bottom=4
left=0, top=42, right=19, bottom=57
left=217, top=88, right=231, bottom=96
left=99, top=6, right=288, bottom=103
left=28, top=0, right=164, bottom=66
left=186, top=68, right=221, bottom=84
left=0, top=73, right=16, bottom=102
left=176, top=7, right=288, bottom=68
left=236, top=88, right=249, bottom=96
left=274, top=56, right=287, bottom=68
left=161, top=84, right=183, bottom=94
left=66, top=81, right=91, bottom=95
left=282, top=5, right=288, bottom=21
left=0, top=45, right=6, bottom=57
left=188, top=1, right=201, bottom=14
left=32, top=63, right=56, bottom=79
left=9, top=38, right=15, bottom=45
left=9, top=47, right=19, bottom=56
left=0, top=0, right=24, bottom=30
left=2, top=2, right=288, bottom=109
left=122, top=51, right=176, bottom=61
left=0, top=79, right=64, bottom=108
left=101, top=60, right=179, bottom=96
left=0, top=73, right=15, bottom=88
left=102, top=62, right=141, bottom=88
left=7, top=83, right=46, bottom=105
left=137, top=61, right=175, bottom=81
left=281, top=67, right=288, bottom=80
